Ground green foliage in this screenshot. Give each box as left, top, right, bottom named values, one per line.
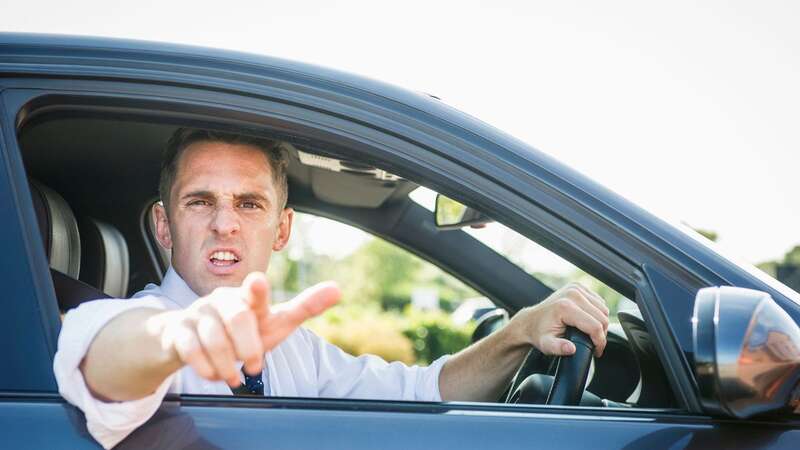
left=784, top=246, right=800, bottom=265
left=306, top=304, right=417, bottom=364
left=757, top=245, right=800, bottom=281
left=332, top=238, right=479, bottom=312
left=306, top=303, right=475, bottom=365
left=400, top=307, right=475, bottom=364
left=757, top=261, right=778, bottom=277
left=270, top=213, right=634, bottom=366
left=337, top=239, right=421, bottom=309
left=693, top=228, right=719, bottom=242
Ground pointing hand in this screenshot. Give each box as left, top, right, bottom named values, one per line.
left=160, top=272, right=340, bottom=387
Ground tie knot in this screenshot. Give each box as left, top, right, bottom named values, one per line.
left=232, top=367, right=264, bottom=396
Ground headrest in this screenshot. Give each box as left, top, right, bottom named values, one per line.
left=29, top=180, right=81, bottom=278
left=79, top=218, right=130, bottom=298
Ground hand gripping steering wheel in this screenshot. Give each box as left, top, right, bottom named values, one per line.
left=505, top=327, right=594, bottom=406
left=545, top=328, right=594, bottom=405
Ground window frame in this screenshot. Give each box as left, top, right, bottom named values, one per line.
left=6, top=80, right=702, bottom=414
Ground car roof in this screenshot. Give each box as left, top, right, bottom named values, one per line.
left=0, top=33, right=646, bottom=244
left=4, top=32, right=797, bottom=309
left=0, top=32, right=595, bottom=197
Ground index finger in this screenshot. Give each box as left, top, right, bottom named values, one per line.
left=560, top=305, right=607, bottom=357
left=259, top=281, right=341, bottom=351
left=275, top=281, right=341, bottom=327
left=243, top=271, right=271, bottom=315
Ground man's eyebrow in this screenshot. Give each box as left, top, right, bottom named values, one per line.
left=180, top=190, right=215, bottom=200
left=236, top=192, right=270, bottom=203
left=178, top=190, right=271, bottom=204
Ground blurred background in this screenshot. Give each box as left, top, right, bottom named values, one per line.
left=3, top=0, right=798, bottom=363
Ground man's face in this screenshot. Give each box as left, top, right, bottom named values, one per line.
left=153, top=141, right=292, bottom=297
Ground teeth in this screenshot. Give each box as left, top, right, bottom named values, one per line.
left=210, top=251, right=238, bottom=261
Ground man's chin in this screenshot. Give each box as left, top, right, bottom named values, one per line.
left=194, top=274, right=248, bottom=297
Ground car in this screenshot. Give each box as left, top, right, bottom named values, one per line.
left=1, top=32, right=799, bottom=449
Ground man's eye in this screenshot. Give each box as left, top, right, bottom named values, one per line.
left=188, top=200, right=210, bottom=207
left=240, top=201, right=260, bottom=209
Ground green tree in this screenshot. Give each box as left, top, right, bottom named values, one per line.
left=337, top=239, right=421, bottom=309
left=694, top=228, right=718, bottom=242
left=329, top=238, right=478, bottom=310
left=784, top=246, right=800, bottom=265
left=756, top=245, right=800, bottom=281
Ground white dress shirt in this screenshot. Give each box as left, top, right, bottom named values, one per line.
left=53, top=267, right=449, bottom=449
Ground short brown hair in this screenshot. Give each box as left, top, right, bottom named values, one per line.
left=159, top=128, right=289, bottom=212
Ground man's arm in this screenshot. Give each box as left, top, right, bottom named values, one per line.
left=80, top=272, right=340, bottom=402
left=79, top=307, right=182, bottom=401
left=438, top=283, right=609, bottom=402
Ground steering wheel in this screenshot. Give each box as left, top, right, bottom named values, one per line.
left=504, top=328, right=594, bottom=406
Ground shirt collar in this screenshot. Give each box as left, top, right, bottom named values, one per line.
left=159, top=266, right=200, bottom=308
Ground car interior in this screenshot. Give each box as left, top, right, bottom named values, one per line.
left=17, top=110, right=678, bottom=410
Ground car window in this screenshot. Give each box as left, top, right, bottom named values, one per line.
left=139, top=180, right=663, bottom=409
left=142, top=205, right=486, bottom=366
left=410, top=187, right=637, bottom=323
left=256, top=212, right=483, bottom=366
left=25, top=109, right=674, bottom=412
left=407, top=187, right=672, bottom=407
left=259, top=204, right=666, bottom=409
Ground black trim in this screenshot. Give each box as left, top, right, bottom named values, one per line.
left=637, top=266, right=703, bottom=413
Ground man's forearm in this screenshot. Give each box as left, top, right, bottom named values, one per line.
left=438, top=283, right=610, bottom=403
left=438, top=321, right=529, bottom=402
left=80, top=308, right=182, bottom=402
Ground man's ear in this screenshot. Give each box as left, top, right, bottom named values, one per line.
left=153, top=202, right=173, bottom=250
left=273, top=207, right=294, bottom=251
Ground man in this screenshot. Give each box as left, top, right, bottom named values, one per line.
left=54, top=129, right=609, bottom=449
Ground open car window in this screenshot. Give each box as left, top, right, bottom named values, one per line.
left=142, top=207, right=486, bottom=366
left=22, top=105, right=677, bottom=413
left=270, top=212, right=484, bottom=365
left=141, top=182, right=670, bottom=410
left=410, top=186, right=639, bottom=321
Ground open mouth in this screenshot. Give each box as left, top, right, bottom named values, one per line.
left=209, top=250, right=240, bottom=267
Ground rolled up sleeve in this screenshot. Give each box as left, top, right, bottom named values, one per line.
left=53, top=297, right=178, bottom=449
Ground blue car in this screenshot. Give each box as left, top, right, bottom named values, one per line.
left=1, top=33, right=799, bottom=449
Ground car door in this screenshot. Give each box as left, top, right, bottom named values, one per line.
left=2, top=34, right=800, bottom=449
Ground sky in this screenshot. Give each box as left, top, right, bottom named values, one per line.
left=2, top=0, right=798, bottom=267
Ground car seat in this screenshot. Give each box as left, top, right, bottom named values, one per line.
left=78, top=218, right=130, bottom=298
left=29, top=180, right=130, bottom=311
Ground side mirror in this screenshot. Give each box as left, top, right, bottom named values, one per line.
left=693, top=286, right=800, bottom=418
left=434, top=194, right=491, bottom=230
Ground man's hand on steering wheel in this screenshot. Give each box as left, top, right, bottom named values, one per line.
left=509, top=282, right=609, bottom=358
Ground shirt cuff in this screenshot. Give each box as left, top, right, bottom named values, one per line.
left=81, top=370, right=176, bottom=449
left=53, top=297, right=176, bottom=449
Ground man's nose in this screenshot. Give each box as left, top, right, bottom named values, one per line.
left=210, top=205, right=240, bottom=235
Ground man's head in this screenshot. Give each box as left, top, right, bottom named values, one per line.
left=153, top=128, right=293, bottom=296
left=159, top=129, right=289, bottom=212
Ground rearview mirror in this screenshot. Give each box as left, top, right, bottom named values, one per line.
left=435, top=195, right=492, bottom=230
left=693, top=286, right=800, bottom=418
